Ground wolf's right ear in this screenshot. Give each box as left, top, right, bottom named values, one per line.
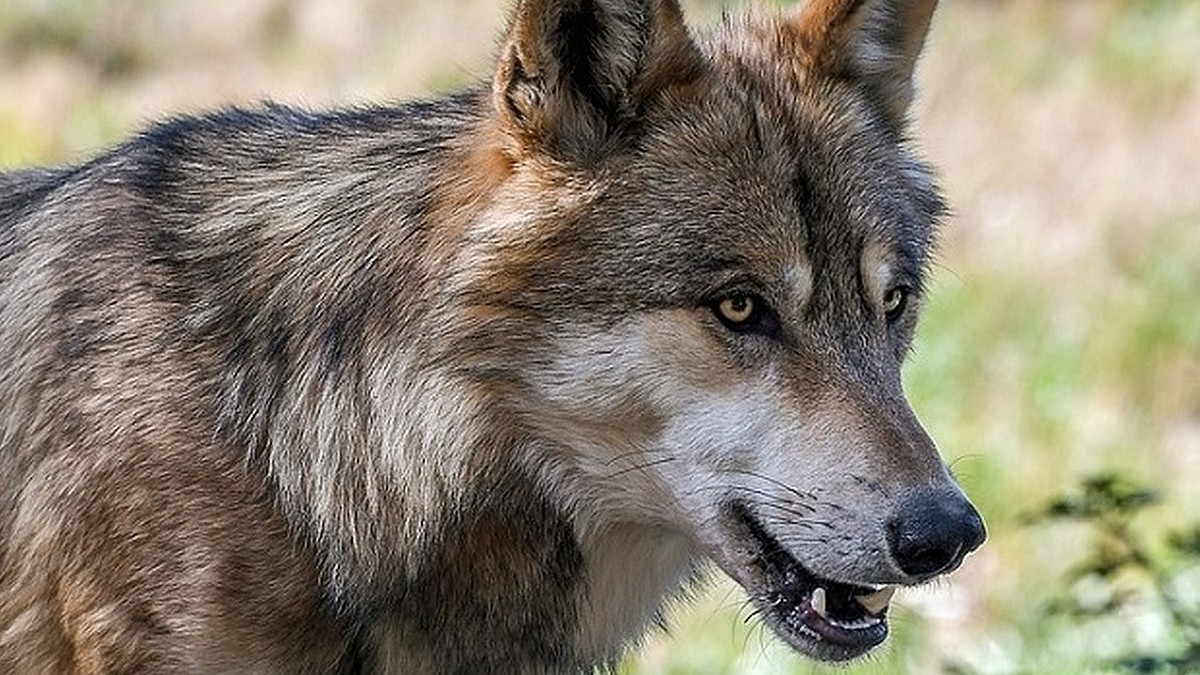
left=493, top=0, right=704, bottom=161
left=791, top=0, right=938, bottom=124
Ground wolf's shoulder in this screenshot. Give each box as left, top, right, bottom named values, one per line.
left=5, top=88, right=485, bottom=206
left=0, top=167, right=68, bottom=215
left=122, top=89, right=486, bottom=163
left=9, top=87, right=487, bottom=223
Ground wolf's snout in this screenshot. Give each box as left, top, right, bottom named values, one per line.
left=887, top=490, right=986, bottom=581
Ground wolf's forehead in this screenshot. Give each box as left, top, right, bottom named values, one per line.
left=683, top=55, right=941, bottom=264
left=630, top=116, right=937, bottom=306
left=647, top=88, right=920, bottom=242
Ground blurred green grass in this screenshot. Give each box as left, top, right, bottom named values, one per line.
left=2, top=1, right=1197, bottom=673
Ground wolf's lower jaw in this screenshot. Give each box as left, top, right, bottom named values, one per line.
left=728, top=502, right=895, bottom=662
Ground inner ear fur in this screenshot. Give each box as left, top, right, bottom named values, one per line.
left=493, top=0, right=704, bottom=161
left=792, top=0, right=938, bottom=123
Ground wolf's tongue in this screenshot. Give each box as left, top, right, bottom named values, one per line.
left=854, top=587, right=896, bottom=615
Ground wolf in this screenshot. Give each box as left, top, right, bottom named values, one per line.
left=0, top=0, right=985, bottom=672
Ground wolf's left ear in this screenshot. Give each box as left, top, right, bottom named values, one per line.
left=493, top=0, right=704, bottom=161
left=791, top=0, right=938, bottom=123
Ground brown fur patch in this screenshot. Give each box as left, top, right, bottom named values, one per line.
left=427, top=116, right=515, bottom=274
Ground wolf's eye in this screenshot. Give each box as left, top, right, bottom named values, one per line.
left=718, top=296, right=755, bottom=325
left=712, top=293, right=779, bottom=337
left=709, top=290, right=780, bottom=337
left=883, top=286, right=910, bottom=322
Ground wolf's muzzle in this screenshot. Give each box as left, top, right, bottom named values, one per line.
left=887, top=489, right=986, bottom=580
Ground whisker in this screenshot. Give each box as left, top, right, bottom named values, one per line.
left=600, top=447, right=668, bottom=467
left=726, top=468, right=819, bottom=504
left=752, top=498, right=819, bottom=519
left=600, top=455, right=677, bottom=480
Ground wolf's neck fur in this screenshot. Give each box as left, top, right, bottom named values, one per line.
left=260, top=342, right=697, bottom=669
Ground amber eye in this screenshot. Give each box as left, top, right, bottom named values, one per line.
left=883, top=286, right=910, bottom=321
left=717, top=296, right=755, bottom=325
left=710, top=292, right=780, bottom=337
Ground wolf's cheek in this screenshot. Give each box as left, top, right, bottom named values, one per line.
left=523, top=310, right=741, bottom=423
left=518, top=309, right=833, bottom=533
left=655, top=379, right=844, bottom=540
left=514, top=311, right=739, bottom=525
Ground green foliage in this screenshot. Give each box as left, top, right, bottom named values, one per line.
left=1034, top=474, right=1159, bottom=523
left=1019, top=474, right=1200, bottom=674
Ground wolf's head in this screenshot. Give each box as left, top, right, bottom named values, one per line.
left=446, top=0, right=985, bottom=662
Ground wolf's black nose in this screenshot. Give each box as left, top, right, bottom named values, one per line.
left=888, top=489, right=986, bottom=580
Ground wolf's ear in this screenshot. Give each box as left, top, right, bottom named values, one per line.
left=493, top=0, right=703, bottom=161
left=791, top=0, right=938, bottom=122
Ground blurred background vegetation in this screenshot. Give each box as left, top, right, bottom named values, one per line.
left=2, top=1, right=1196, bottom=673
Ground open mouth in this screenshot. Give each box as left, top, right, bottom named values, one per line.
left=729, top=501, right=896, bottom=662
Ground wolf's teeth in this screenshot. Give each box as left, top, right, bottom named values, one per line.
left=854, top=586, right=896, bottom=615
left=811, top=587, right=828, bottom=619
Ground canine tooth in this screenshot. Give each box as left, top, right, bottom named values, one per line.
left=854, top=586, right=896, bottom=615
left=811, top=587, right=828, bottom=619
